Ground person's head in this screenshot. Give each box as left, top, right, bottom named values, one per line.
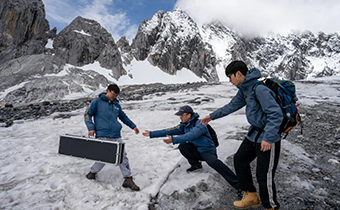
left=106, top=84, right=120, bottom=101
left=225, top=61, right=248, bottom=86
left=175, top=105, right=194, bottom=123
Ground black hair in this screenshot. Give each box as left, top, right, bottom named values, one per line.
left=107, top=84, right=120, bottom=94
left=225, top=61, right=248, bottom=77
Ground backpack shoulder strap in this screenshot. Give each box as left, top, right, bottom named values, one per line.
left=246, top=80, right=263, bottom=101
left=193, top=117, right=199, bottom=126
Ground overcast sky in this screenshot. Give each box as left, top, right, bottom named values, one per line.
left=43, top=0, right=340, bottom=41
left=176, top=0, right=340, bottom=36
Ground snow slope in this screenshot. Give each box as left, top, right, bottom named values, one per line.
left=1, top=77, right=340, bottom=209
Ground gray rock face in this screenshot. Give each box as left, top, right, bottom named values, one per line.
left=131, top=9, right=219, bottom=82
left=0, top=54, right=65, bottom=91
left=201, top=21, right=340, bottom=80
left=2, top=67, right=110, bottom=105
left=53, top=16, right=125, bottom=79
left=0, top=0, right=50, bottom=63
left=117, top=36, right=134, bottom=66
left=244, top=31, right=340, bottom=80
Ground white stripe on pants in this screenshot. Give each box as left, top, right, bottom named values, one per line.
left=267, top=143, right=276, bottom=208
left=90, top=137, right=132, bottom=178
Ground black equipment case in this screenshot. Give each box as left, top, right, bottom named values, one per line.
left=58, top=134, right=125, bottom=165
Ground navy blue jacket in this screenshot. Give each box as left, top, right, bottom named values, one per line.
left=210, top=68, right=283, bottom=144
left=84, top=93, right=136, bottom=138
left=149, top=113, right=216, bottom=153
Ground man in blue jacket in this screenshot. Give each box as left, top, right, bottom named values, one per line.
left=84, top=84, right=140, bottom=191
left=143, top=105, right=241, bottom=195
left=202, top=61, right=283, bottom=210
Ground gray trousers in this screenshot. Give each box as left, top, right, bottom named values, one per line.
left=89, top=137, right=132, bottom=178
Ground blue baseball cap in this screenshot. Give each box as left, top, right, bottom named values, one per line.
left=175, top=105, right=194, bottom=116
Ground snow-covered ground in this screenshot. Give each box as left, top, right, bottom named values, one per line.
left=1, top=76, right=340, bottom=209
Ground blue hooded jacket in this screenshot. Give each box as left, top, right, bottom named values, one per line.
left=84, top=93, right=136, bottom=138
left=149, top=113, right=216, bottom=153
left=210, top=68, right=283, bottom=144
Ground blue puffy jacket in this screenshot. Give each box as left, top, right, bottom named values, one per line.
left=210, top=68, right=283, bottom=144
left=149, top=113, right=216, bottom=153
left=84, top=93, right=136, bottom=138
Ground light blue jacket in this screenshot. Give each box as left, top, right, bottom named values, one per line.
left=210, top=68, right=283, bottom=144
left=84, top=93, right=136, bottom=138
left=149, top=113, right=216, bottom=153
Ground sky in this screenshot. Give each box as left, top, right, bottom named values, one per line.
left=43, top=0, right=340, bottom=41
left=43, top=0, right=176, bottom=41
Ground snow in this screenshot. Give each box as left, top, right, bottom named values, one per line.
left=1, top=75, right=340, bottom=209
left=45, top=39, right=54, bottom=49
left=0, top=83, right=242, bottom=209
left=119, top=59, right=205, bottom=85
left=0, top=82, right=28, bottom=101
left=73, top=30, right=91, bottom=36
left=79, top=59, right=205, bottom=86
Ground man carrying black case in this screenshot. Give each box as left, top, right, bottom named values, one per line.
left=84, top=84, right=140, bottom=191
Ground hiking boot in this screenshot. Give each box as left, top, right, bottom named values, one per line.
left=122, top=176, right=140, bottom=191
left=86, top=172, right=96, bottom=180
left=186, top=164, right=202, bottom=173
left=233, top=191, right=261, bottom=209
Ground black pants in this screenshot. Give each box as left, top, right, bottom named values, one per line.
left=178, top=143, right=239, bottom=189
left=234, top=138, right=281, bottom=209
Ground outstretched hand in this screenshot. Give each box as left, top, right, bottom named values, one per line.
left=142, top=130, right=150, bottom=137
left=201, top=115, right=212, bottom=125
left=133, top=127, right=140, bottom=134
left=163, top=136, right=172, bottom=144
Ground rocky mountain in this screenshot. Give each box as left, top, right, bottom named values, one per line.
left=130, top=9, right=219, bottom=82
left=1, top=0, right=340, bottom=106
left=0, top=1, right=111, bottom=105
left=201, top=21, right=340, bottom=80
left=0, top=0, right=53, bottom=64
left=52, top=16, right=125, bottom=80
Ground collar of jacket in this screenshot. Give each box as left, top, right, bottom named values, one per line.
left=99, top=93, right=119, bottom=104
left=181, top=112, right=200, bottom=127
left=237, top=68, right=261, bottom=92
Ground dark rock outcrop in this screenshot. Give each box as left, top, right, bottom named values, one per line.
left=0, top=0, right=51, bottom=64
left=53, top=16, right=125, bottom=79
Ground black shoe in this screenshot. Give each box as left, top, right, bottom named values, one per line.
left=86, top=172, right=96, bottom=180
left=186, top=164, right=202, bottom=173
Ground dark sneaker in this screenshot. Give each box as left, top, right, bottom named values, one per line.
left=186, top=164, right=202, bottom=173
left=86, top=172, right=96, bottom=180
left=122, top=176, right=140, bottom=191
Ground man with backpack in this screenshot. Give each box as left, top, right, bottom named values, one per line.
left=142, top=105, right=241, bottom=195
left=201, top=61, right=283, bottom=210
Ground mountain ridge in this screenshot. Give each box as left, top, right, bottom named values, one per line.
left=0, top=0, right=339, bottom=105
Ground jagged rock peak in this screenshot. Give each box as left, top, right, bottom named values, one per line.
left=141, top=8, right=200, bottom=40
left=117, top=36, right=131, bottom=54
left=52, top=16, right=125, bottom=79
left=131, top=9, right=218, bottom=82
left=0, top=0, right=50, bottom=62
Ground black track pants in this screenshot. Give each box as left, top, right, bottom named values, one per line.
left=179, top=143, right=240, bottom=189
left=234, top=138, right=281, bottom=209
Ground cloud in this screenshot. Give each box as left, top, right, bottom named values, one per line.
left=43, top=0, right=137, bottom=41
left=175, top=0, right=340, bottom=36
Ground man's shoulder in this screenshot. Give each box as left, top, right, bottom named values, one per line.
left=255, top=82, right=273, bottom=94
